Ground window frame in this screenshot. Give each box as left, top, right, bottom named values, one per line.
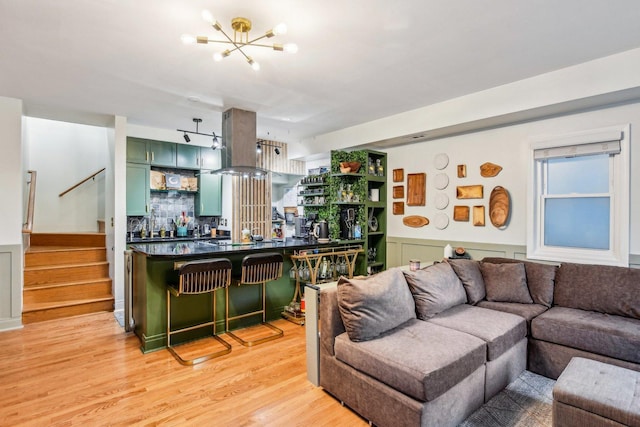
left=527, top=125, right=630, bottom=266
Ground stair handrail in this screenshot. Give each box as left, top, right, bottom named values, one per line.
left=23, top=170, right=37, bottom=234
left=59, top=167, right=106, bottom=198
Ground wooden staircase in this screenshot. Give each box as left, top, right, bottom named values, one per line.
left=23, top=233, right=114, bottom=324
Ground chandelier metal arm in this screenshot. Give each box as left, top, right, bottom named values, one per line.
left=199, top=39, right=281, bottom=50
left=210, top=24, right=253, bottom=63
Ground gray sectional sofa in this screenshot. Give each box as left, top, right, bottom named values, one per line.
left=319, top=258, right=640, bottom=427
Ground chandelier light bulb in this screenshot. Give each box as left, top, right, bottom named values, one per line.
left=272, top=23, right=287, bottom=36
left=201, top=10, right=215, bottom=24
left=181, top=34, right=196, bottom=44
left=283, top=43, right=298, bottom=54
left=213, top=52, right=223, bottom=61
left=248, top=58, right=261, bottom=71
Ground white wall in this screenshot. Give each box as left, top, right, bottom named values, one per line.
left=26, top=117, right=108, bottom=232
left=386, top=102, right=640, bottom=256
left=0, top=96, right=24, bottom=330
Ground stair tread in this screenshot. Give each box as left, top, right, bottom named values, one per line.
left=25, top=261, right=109, bottom=271
left=24, top=278, right=112, bottom=291
left=28, top=245, right=105, bottom=252
left=23, top=297, right=114, bottom=312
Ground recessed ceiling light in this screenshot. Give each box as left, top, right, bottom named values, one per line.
left=187, top=96, right=201, bottom=103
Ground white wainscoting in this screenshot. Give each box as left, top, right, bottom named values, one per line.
left=386, top=237, right=640, bottom=269
left=0, top=244, right=23, bottom=331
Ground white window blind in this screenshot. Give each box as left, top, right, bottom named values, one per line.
left=533, top=133, right=621, bottom=160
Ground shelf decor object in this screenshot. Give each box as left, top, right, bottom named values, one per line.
left=403, top=215, right=429, bottom=228
left=489, top=186, right=510, bottom=228
left=181, top=10, right=298, bottom=71
left=473, top=205, right=485, bottom=226
left=407, top=173, right=426, bottom=206
left=480, top=162, right=503, bottom=177
left=393, top=168, right=404, bottom=182
left=456, top=184, right=484, bottom=199
left=457, top=164, right=467, bottom=178
left=453, top=206, right=470, bottom=222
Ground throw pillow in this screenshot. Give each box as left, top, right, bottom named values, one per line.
left=481, top=257, right=556, bottom=307
left=447, top=259, right=486, bottom=304
left=479, top=262, right=533, bottom=303
left=403, top=262, right=467, bottom=320
left=337, top=267, right=416, bottom=342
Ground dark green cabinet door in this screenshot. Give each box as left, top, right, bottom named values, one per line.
left=176, top=144, right=201, bottom=169
left=200, top=148, right=221, bottom=170
left=126, top=163, right=150, bottom=215
left=148, top=140, right=176, bottom=167
left=126, top=138, right=148, bottom=163
left=196, top=173, right=222, bottom=216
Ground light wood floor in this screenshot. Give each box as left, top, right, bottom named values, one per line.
left=0, top=312, right=367, bottom=426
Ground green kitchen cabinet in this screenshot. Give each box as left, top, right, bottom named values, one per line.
left=126, top=163, right=150, bottom=215
left=147, top=140, right=175, bottom=167
left=176, top=144, right=201, bottom=169
left=126, top=137, right=176, bottom=167
left=200, top=147, right=221, bottom=170
left=126, top=138, right=148, bottom=164
left=196, top=173, right=222, bottom=216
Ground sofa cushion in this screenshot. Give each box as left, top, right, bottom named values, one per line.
left=403, top=262, right=467, bottom=320
left=480, top=262, right=533, bottom=304
left=555, top=262, right=640, bottom=319
left=532, top=306, right=640, bottom=364
left=428, top=304, right=527, bottom=361
left=337, top=267, right=416, bottom=342
left=476, top=301, right=548, bottom=334
left=482, top=257, right=557, bottom=307
left=447, top=259, right=486, bottom=304
left=334, top=318, right=486, bottom=402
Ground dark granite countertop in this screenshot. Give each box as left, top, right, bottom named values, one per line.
left=129, top=238, right=364, bottom=258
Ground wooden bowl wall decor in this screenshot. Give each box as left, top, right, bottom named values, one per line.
left=489, top=186, right=510, bottom=228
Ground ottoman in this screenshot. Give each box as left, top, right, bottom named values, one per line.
left=553, top=357, right=640, bottom=427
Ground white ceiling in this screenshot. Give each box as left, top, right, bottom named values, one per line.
left=2, top=0, right=640, bottom=153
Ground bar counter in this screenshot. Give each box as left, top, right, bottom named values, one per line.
left=130, top=238, right=363, bottom=353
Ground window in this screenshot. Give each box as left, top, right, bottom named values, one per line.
left=527, top=125, right=629, bottom=266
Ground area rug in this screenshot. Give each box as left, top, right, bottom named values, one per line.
left=459, top=370, right=555, bottom=427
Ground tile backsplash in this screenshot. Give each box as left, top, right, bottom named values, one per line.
left=127, top=192, right=219, bottom=232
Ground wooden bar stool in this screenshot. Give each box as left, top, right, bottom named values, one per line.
left=167, top=258, right=232, bottom=365
left=226, top=252, right=284, bottom=347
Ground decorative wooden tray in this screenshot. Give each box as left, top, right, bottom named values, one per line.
left=473, top=206, right=485, bottom=226
left=393, top=202, right=405, bottom=215
left=407, top=173, right=426, bottom=206
left=453, top=206, right=470, bottom=221
left=489, top=186, right=510, bottom=228
left=393, top=185, right=404, bottom=199
left=403, top=215, right=429, bottom=227
left=456, top=185, right=483, bottom=199
left=480, top=162, right=503, bottom=178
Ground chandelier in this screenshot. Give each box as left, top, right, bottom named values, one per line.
left=181, top=10, right=298, bottom=70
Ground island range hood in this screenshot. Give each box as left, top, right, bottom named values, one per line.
left=212, top=107, right=268, bottom=178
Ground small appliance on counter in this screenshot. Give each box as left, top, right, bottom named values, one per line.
left=294, top=216, right=310, bottom=239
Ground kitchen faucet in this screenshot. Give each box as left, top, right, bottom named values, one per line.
left=149, top=209, right=156, bottom=238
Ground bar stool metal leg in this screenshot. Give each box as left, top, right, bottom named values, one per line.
left=225, top=253, right=284, bottom=347
left=167, top=258, right=233, bottom=365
